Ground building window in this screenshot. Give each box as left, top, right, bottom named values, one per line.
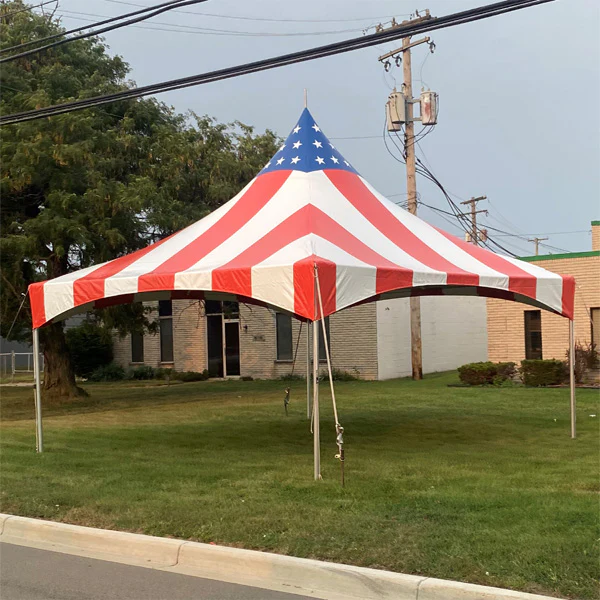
left=276, top=313, right=293, bottom=360
left=158, top=300, right=174, bottom=363
left=317, top=317, right=331, bottom=360
left=524, top=310, right=542, bottom=359
left=131, top=331, right=144, bottom=363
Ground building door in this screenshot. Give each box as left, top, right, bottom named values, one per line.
left=592, top=308, right=600, bottom=351
left=206, top=301, right=240, bottom=377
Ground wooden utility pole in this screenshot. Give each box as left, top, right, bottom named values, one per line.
left=402, top=35, right=423, bottom=380
left=528, top=237, right=548, bottom=256
left=460, top=196, right=487, bottom=245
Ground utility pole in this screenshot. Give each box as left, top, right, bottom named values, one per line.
left=459, top=196, right=487, bottom=245
left=379, top=11, right=435, bottom=380
left=528, top=237, right=548, bottom=256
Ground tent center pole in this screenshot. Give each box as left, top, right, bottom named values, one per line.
left=307, top=322, right=311, bottom=420
left=569, top=319, right=576, bottom=439
left=32, top=328, right=44, bottom=453
left=313, top=317, right=321, bottom=480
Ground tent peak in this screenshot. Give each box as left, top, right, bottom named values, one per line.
left=259, top=108, right=358, bottom=176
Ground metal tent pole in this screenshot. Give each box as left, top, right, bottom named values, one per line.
left=32, top=328, right=44, bottom=453
left=313, top=318, right=320, bottom=480
left=306, top=322, right=311, bottom=420
left=569, top=319, right=576, bottom=439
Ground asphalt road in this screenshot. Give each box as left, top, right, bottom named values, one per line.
left=0, top=543, right=317, bottom=600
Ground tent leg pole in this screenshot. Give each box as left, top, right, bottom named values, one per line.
left=32, top=328, right=44, bottom=453
left=313, top=319, right=320, bottom=480
left=307, top=322, right=311, bottom=420
left=569, top=319, right=576, bottom=439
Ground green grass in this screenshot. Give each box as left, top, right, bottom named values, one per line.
left=1, top=373, right=598, bottom=599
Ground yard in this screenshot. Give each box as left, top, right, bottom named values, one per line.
left=0, top=373, right=598, bottom=599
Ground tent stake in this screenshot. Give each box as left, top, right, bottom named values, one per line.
left=32, top=327, right=44, bottom=453
left=569, top=319, right=576, bottom=439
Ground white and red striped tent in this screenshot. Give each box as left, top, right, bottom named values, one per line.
left=29, top=108, right=574, bottom=327
left=28, top=108, right=578, bottom=458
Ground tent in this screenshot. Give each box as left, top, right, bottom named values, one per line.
left=28, top=108, right=577, bottom=476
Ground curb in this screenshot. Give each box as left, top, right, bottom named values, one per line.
left=0, top=514, right=563, bottom=600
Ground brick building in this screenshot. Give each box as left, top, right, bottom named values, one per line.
left=113, top=295, right=488, bottom=380
left=487, top=221, right=600, bottom=366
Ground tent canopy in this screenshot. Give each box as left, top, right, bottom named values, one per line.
left=29, top=108, right=575, bottom=328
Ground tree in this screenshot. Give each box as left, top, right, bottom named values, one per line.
left=0, top=2, right=279, bottom=399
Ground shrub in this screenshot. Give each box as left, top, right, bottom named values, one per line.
left=171, top=370, right=210, bottom=382
left=320, top=368, right=360, bottom=382
left=66, top=322, right=113, bottom=378
left=519, top=359, right=568, bottom=387
left=88, top=363, right=126, bottom=382
left=130, top=365, right=156, bottom=380
left=566, top=342, right=599, bottom=384
left=280, top=373, right=305, bottom=381
left=458, top=361, right=516, bottom=386
left=241, top=376, right=254, bottom=381
left=153, top=368, right=173, bottom=380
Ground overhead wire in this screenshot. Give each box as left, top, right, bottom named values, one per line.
left=101, top=0, right=405, bottom=23
left=0, top=0, right=57, bottom=19
left=0, top=0, right=557, bottom=125
left=50, top=9, right=368, bottom=37
left=0, top=0, right=209, bottom=61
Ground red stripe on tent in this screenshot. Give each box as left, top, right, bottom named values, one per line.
left=293, top=256, right=317, bottom=319
left=325, top=170, right=477, bottom=286
left=29, top=282, right=46, bottom=329
left=315, top=258, right=336, bottom=318
left=561, top=275, right=575, bottom=320
left=434, top=228, right=537, bottom=299
left=212, top=204, right=408, bottom=299
left=73, top=236, right=172, bottom=307
left=138, top=171, right=291, bottom=293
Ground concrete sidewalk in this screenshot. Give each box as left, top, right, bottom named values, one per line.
left=0, top=513, right=563, bottom=600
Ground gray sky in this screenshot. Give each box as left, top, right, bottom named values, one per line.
left=50, top=0, right=599, bottom=255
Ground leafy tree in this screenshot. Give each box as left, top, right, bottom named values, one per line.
left=0, top=2, right=279, bottom=399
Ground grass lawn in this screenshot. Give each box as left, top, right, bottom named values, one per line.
left=0, top=372, right=598, bottom=599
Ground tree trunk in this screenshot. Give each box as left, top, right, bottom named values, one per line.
left=41, top=322, right=87, bottom=400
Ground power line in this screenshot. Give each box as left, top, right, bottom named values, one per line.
left=101, top=0, right=405, bottom=24
left=0, top=0, right=557, bottom=125
left=0, top=0, right=208, bottom=61
left=0, top=0, right=56, bottom=19
left=50, top=9, right=366, bottom=37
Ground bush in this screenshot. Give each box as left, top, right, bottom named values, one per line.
left=88, top=363, right=126, bottom=382
left=519, top=359, right=568, bottom=387
left=566, top=342, right=599, bottom=384
left=280, top=373, right=305, bottom=381
left=153, top=368, right=173, bottom=380
left=458, top=361, right=516, bottom=386
left=66, top=322, right=113, bottom=378
left=320, top=368, right=360, bottom=382
left=130, top=365, right=156, bottom=380
left=171, top=370, right=210, bottom=382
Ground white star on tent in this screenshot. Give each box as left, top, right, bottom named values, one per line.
left=313, top=140, right=322, bottom=148
left=315, top=156, right=325, bottom=165
left=331, top=156, right=339, bottom=164
left=277, top=157, right=285, bottom=165
left=264, top=162, right=271, bottom=169
left=293, top=125, right=301, bottom=134
left=291, top=156, right=300, bottom=164
left=292, top=141, right=302, bottom=149
left=312, top=124, right=320, bottom=132
left=279, top=144, right=286, bottom=151
left=329, top=143, right=335, bottom=149
left=344, top=160, right=350, bottom=166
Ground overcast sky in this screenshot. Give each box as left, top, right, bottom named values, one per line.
left=49, top=0, right=599, bottom=256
